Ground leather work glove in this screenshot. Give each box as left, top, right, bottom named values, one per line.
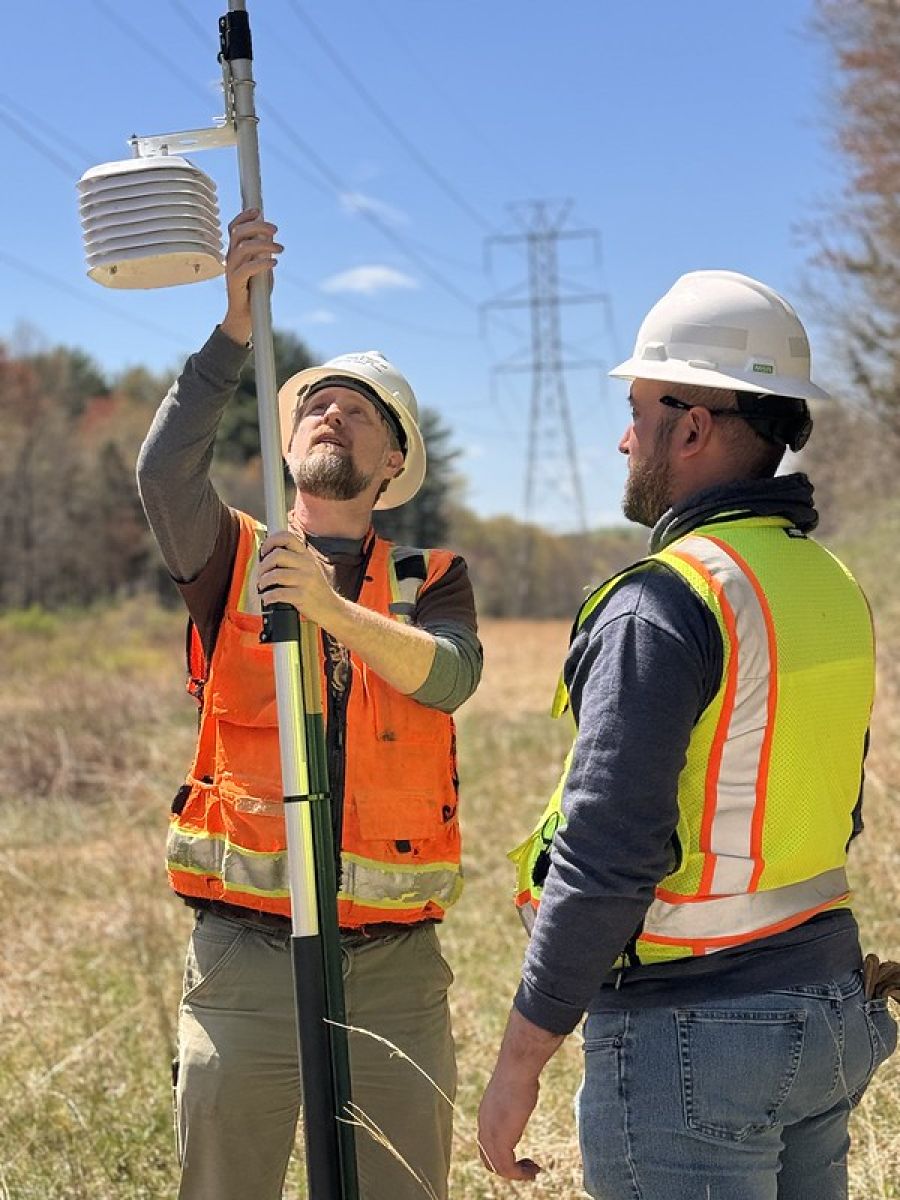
left=863, top=952, right=900, bottom=1001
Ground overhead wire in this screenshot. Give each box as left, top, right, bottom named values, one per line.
left=0, top=101, right=85, bottom=180
left=365, top=0, right=546, bottom=199
left=0, top=93, right=98, bottom=173
left=0, top=91, right=201, bottom=346
left=0, top=250, right=189, bottom=343
left=283, top=0, right=495, bottom=235
left=277, top=269, right=478, bottom=342
left=102, top=0, right=487, bottom=314
left=0, top=3, right=477, bottom=353
left=255, top=97, right=482, bottom=311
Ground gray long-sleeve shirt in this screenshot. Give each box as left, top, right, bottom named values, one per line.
left=514, top=475, right=863, bottom=1035
left=136, top=327, right=482, bottom=712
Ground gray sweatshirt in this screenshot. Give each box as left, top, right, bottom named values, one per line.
left=136, top=327, right=481, bottom=712
left=514, top=475, right=864, bottom=1035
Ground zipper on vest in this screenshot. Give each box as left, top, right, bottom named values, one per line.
left=324, top=634, right=349, bottom=890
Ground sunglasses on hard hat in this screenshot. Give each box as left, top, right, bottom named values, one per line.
left=658, top=394, right=812, bottom=453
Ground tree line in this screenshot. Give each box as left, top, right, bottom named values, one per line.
left=0, top=328, right=643, bottom=619
left=5, top=0, right=897, bottom=617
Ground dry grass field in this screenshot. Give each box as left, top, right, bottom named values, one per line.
left=0, top=603, right=897, bottom=1198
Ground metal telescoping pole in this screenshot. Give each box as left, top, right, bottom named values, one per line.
left=220, top=6, right=358, bottom=1197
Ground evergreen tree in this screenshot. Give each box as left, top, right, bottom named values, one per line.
left=215, top=329, right=316, bottom=463
left=374, top=408, right=461, bottom=547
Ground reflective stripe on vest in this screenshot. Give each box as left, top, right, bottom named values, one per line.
left=169, top=826, right=289, bottom=899
left=642, top=867, right=850, bottom=952
left=339, top=853, right=463, bottom=913
left=168, top=825, right=462, bottom=912
left=664, top=534, right=777, bottom=896
left=388, top=547, right=429, bottom=623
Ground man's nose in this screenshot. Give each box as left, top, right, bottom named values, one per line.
left=618, top=425, right=632, bottom=456
left=323, top=403, right=344, bottom=424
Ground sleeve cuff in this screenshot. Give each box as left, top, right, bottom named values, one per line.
left=513, top=976, right=585, bottom=1037
left=195, top=325, right=253, bottom=381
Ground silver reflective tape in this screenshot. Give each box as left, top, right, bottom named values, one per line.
left=168, top=828, right=462, bottom=909
left=340, top=856, right=462, bottom=909
left=168, top=829, right=289, bottom=897
left=643, top=868, right=849, bottom=942
left=670, top=323, right=748, bottom=351
left=672, top=536, right=773, bottom=888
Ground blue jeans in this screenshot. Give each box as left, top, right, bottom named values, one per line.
left=577, top=971, right=896, bottom=1200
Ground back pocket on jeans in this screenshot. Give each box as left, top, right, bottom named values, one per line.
left=676, top=1009, right=806, bottom=1142
left=849, top=998, right=898, bottom=1107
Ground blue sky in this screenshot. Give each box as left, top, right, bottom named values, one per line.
left=1, top=1, right=840, bottom=529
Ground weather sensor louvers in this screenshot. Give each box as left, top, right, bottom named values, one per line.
left=77, top=155, right=225, bottom=289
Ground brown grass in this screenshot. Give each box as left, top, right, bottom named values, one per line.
left=0, top=602, right=896, bottom=1198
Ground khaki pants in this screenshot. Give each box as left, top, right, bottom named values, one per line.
left=174, top=909, right=456, bottom=1200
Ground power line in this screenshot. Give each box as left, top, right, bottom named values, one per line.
left=283, top=0, right=494, bottom=234
left=257, top=98, right=482, bottom=312
left=0, top=94, right=97, bottom=173
left=167, top=0, right=210, bottom=48
left=0, top=250, right=188, bottom=343
left=277, top=269, right=478, bottom=342
left=94, top=0, right=485, bottom=316
left=366, top=0, right=544, bottom=199
left=93, top=0, right=215, bottom=110
left=173, top=0, right=494, bottom=264
left=0, top=102, right=84, bottom=180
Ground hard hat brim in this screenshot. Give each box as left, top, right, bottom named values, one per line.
left=278, top=366, right=427, bottom=509
left=609, top=355, right=832, bottom=404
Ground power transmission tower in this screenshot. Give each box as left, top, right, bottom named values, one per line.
left=484, top=200, right=615, bottom=611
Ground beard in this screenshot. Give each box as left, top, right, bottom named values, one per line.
left=622, top=425, right=675, bottom=528
left=290, top=446, right=373, bottom=501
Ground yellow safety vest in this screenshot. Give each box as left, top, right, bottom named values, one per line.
left=511, top=516, right=875, bottom=963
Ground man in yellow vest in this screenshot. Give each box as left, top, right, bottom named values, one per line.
left=478, top=270, right=896, bottom=1199
left=137, top=210, right=482, bottom=1200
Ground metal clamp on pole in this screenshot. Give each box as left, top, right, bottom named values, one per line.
left=219, top=9, right=253, bottom=62
left=260, top=604, right=301, bottom=645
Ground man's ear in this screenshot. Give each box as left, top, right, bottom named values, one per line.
left=681, top=407, right=713, bottom=456
left=385, top=448, right=405, bottom=477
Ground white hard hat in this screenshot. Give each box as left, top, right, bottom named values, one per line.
left=278, top=350, right=426, bottom=509
left=610, top=270, right=831, bottom=404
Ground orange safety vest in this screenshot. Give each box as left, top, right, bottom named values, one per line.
left=167, top=511, right=463, bottom=928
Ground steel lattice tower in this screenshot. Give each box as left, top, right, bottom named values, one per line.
left=485, top=199, right=613, bottom=533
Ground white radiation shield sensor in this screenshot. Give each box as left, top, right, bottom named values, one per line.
left=77, top=156, right=225, bottom=289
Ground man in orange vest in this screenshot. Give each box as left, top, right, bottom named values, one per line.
left=137, top=210, right=482, bottom=1200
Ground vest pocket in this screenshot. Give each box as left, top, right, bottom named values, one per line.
left=209, top=612, right=278, bottom=727
left=348, top=675, right=457, bottom=841
left=351, top=733, right=454, bottom=840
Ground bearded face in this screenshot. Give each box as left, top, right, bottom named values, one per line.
left=289, top=444, right=375, bottom=501
left=621, top=415, right=677, bottom=527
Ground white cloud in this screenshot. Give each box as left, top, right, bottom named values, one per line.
left=303, top=309, right=337, bottom=325
left=320, top=265, right=419, bottom=296
left=339, top=191, right=408, bottom=228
